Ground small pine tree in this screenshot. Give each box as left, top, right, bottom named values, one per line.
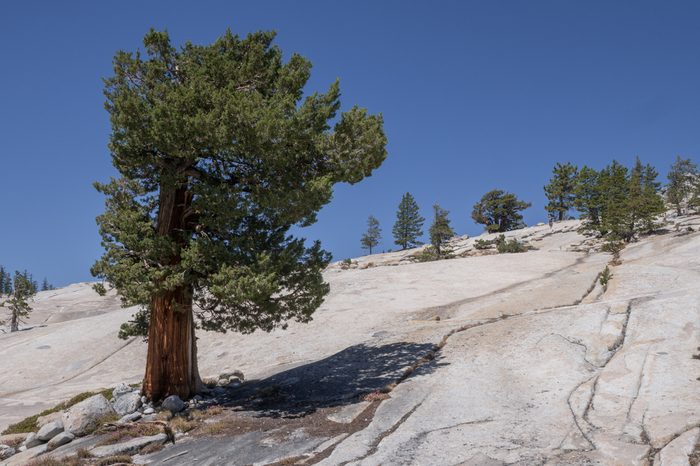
left=429, top=204, right=455, bottom=258
left=0, top=266, right=5, bottom=296
left=2, top=270, right=13, bottom=295
left=544, top=162, right=578, bottom=221
left=471, top=189, right=531, bottom=233
left=392, top=192, right=425, bottom=250
left=667, top=156, right=698, bottom=215
left=41, top=278, right=51, bottom=292
left=1, top=272, right=36, bottom=332
left=361, top=215, right=382, bottom=254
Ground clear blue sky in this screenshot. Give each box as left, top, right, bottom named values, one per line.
left=1, top=1, right=699, bottom=286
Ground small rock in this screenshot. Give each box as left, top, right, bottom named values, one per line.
left=220, top=370, right=245, bottom=381
left=47, top=432, right=74, bottom=450
left=112, top=382, right=132, bottom=398
left=37, top=420, right=64, bottom=441
left=113, top=391, right=142, bottom=416
left=90, top=433, right=167, bottom=457
left=141, top=396, right=148, bottom=404
left=0, top=444, right=16, bottom=460
left=193, top=394, right=203, bottom=402
left=3, top=443, right=47, bottom=465
left=62, top=394, right=116, bottom=436
left=118, top=412, right=142, bottom=424
left=142, top=407, right=155, bottom=415
left=22, top=433, right=42, bottom=449
left=162, top=395, right=186, bottom=413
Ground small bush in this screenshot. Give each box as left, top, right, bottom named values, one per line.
left=473, top=238, right=496, bottom=250
left=412, top=246, right=439, bottom=262
left=599, top=266, right=613, bottom=287
left=496, top=235, right=526, bottom=253
left=340, top=258, right=354, bottom=269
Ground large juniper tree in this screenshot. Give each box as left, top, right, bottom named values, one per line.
left=544, top=162, right=578, bottom=221
left=92, top=29, right=387, bottom=401
left=361, top=215, right=382, bottom=254
left=392, top=192, right=424, bottom=250
left=471, top=189, right=531, bottom=233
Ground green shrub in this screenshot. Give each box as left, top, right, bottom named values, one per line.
left=412, top=246, right=440, bottom=262
left=599, top=266, right=613, bottom=287
left=496, top=235, right=526, bottom=253
left=473, top=238, right=496, bottom=250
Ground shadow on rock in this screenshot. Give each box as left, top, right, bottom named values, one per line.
left=215, top=341, right=442, bottom=418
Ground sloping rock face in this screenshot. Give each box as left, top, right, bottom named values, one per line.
left=1, top=217, right=698, bottom=465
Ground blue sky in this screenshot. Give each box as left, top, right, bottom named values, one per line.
left=1, top=1, right=699, bottom=286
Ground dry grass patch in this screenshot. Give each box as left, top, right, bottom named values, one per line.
left=27, top=458, right=81, bottom=466
left=169, top=416, right=199, bottom=433
left=139, top=442, right=165, bottom=455
left=96, top=423, right=163, bottom=446
left=199, top=421, right=228, bottom=436
left=95, top=455, right=133, bottom=465
left=190, top=405, right=224, bottom=420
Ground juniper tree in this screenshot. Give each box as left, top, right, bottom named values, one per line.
left=361, top=215, right=382, bottom=254
left=471, top=189, right=531, bottom=233
left=544, top=162, right=578, bottom=221
left=667, top=156, right=698, bottom=215
left=92, top=29, right=387, bottom=400
left=392, top=192, right=424, bottom=250
left=1, top=272, right=35, bottom=332
left=429, top=204, right=455, bottom=258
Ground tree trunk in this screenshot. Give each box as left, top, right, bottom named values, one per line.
left=10, top=307, right=18, bottom=332
left=142, top=186, right=202, bottom=401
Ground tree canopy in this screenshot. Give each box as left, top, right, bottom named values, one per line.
left=471, top=189, right=531, bottom=233
left=92, top=29, right=387, bottom=399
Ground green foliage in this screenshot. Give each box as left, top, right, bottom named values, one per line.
left=92, top=29, right=387, bottom=337
left=495, top=235, right=526, bottom=253
left=471, top=189, right=531, bottom=233
left=599, top=266, right=613, bottom=287
left=1, top=272, right=36, bottom=332
left=361, top=215, right=382, bottom=254
left=412, top=245, right=439, bottom=262
left=429, top=204, right=455, bottom=258
left=544, top=162, right=578, bottom=221
left=473, top=238, right=496, bottom=250
left=667, top=156, right=698, bottom=215
left=576, top=159, right=664, bottom=242
left=392, top=192, right=424, bottom=250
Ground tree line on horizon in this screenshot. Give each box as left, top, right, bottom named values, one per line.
left=359, top=156, right=699, bottom=259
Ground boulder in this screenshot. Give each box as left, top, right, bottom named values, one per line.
left=113, top=391, right=142, bottom=416
left=47, top=432, right=74, bottom=450
left=90, top=433, right=167, bottom=457
left=36, top=411, right=63, bottom=429
left=112, top=382, right=132, bottom=398
left=0, top=433, right=28, bottom=446
left=36, top=420, right=64, bottom=441
left=22, top=433, right=42, bottom=449
left=0, top=444, right=16, bottom=460
left=62, top=394, right=116, bottom=436
left=161, top=395, right=186, bottom=413
left=142, top=407, right=155, bottom=415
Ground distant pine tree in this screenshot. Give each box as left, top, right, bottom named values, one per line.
left=361, top=215, right=382, bottom=254
left=544, top=162, right=578, bottom=221
left=429, top=204, right=455, bottom=258
left=0, top=266, right=5, bottom=296
left=41, top=278, right=51, bottom=292
left=667, top=156, right=698, bottom=215
left=1, top=272, right=35, bottom=332
left=392, top=193, right=425, bottom=250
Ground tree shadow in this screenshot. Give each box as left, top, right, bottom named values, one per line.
left=215, top=341, right=443, bottom=418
